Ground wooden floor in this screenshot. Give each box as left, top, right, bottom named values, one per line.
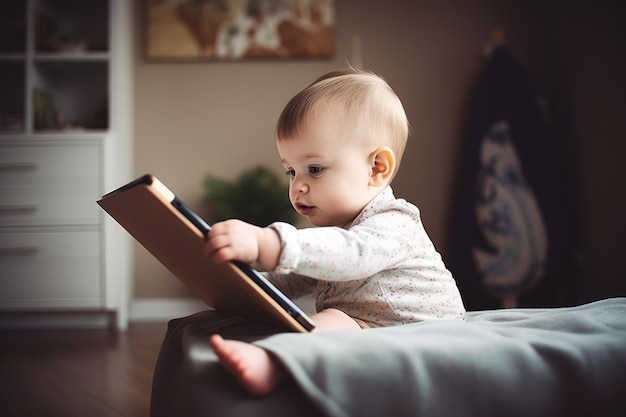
left=0, top=322, right=168, bottom=417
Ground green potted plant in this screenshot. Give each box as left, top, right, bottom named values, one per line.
left=203, top=165, right=298, bottom=227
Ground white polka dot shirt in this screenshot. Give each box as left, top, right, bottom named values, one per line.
left=266, top=187, right=466, bottom=327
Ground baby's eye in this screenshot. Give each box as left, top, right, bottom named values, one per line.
left=308, top=166, right=324, bottom=176
left=285, top=169, right=295, bottom=178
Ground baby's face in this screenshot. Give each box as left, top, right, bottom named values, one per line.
left=277, top=107, right=379, bottom=228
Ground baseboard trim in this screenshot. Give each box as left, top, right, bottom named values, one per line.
left=0, top=310, right=116, bottom=330
left=130, top=295, right=316, bottom=323
left=0, top=297, right=314, bottom=329
left=129, top=298, right=207, bottom=322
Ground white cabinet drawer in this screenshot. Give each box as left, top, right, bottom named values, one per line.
left=0, top=143, right=100, bottom=227
left=0, top=230, right=102, bottom=309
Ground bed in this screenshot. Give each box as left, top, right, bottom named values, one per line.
left=150, top=297, right=626, bottom=417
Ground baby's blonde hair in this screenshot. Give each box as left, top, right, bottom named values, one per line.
left=276, top=68, right=410, bottom=170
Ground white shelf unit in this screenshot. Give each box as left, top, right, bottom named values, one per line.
left=0, top=0, right=132, bottom=329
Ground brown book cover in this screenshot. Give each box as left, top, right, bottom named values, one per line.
left=97, top=174, right=314, bottom=333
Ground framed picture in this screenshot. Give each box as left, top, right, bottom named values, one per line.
left=145, top=0, right=335, bottom=61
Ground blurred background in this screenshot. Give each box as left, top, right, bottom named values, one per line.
left=133, top=0, right=625, bottom=315
left=1, top=0, right=624, bottom=327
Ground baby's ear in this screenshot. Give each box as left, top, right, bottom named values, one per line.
left=369, top=146, right=396, bottom=187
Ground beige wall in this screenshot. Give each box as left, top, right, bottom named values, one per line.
left=131, top=1, right=625, bottom=302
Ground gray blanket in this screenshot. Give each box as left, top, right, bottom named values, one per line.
left=258, top=298, right=626, bottom=417
left=151, top=298, right=626, bottom=417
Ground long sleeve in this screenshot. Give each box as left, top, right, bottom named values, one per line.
left=267, top=187, right=465, bottom=326
left=269, top=190, right=422, bottom=281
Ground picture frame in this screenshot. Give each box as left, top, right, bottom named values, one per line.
left=145, top=0, right=335, bottom=61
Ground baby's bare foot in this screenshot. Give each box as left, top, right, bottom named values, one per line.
left=209, top=334, right=285, bottom=395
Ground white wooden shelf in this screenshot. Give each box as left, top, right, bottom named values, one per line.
left=0, top=0, right=132, bottom=329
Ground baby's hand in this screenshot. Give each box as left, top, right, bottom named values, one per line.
left=205, top=219, right=260, bottom=264
left=204, top=219, right=281, bottom=271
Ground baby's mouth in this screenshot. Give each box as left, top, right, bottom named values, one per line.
left=295, top=202, right=315, bottom=215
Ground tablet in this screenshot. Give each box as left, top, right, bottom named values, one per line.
left=97, top=174, right=315, bottom=333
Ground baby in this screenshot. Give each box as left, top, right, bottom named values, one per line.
left=205, top=68, right=465, bottom=394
